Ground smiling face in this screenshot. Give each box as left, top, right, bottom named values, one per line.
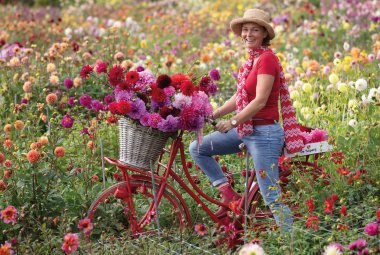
left=241, top=22, right=268, bottom=50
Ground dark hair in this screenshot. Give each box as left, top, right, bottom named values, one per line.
left=262, top=36, right=271, bottom=47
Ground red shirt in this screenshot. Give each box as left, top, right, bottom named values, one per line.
left=244, top=51, right=280, bottom=121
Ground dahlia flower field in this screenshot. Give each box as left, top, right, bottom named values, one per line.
left=0, top=0, right=379, bottom=254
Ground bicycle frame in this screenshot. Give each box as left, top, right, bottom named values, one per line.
left=104, top=131, right=261, bottom=233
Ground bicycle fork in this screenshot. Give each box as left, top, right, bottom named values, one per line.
left=121, top=167, right=141, bottom=235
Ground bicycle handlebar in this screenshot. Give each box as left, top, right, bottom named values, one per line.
left=205, top=117, right=217, bottom=127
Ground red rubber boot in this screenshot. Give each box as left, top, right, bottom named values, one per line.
left=214, top=184, right=241, bottom=218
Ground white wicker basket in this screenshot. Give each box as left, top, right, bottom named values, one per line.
left=118, top=118, right=175, bottom=171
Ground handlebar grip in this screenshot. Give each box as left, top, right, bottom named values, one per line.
left=209, top=119, right=217, bottom=126
left=205, top=117, right=217, bottom=126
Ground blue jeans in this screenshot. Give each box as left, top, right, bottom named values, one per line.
left=189, top=123, right=293, bottom=231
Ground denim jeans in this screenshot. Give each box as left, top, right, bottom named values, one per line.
left=189, top=123, right=293, bottom=231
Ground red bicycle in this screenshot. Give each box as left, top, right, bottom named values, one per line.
left=87, top=126, right=329, bottom=244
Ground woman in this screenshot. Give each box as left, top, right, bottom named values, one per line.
left=189, top=9, right=304, bottom=232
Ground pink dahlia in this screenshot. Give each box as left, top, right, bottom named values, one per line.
left=194, top=223, right=207, bottom=236
left=163, top=86, right=175, bottom=97
left=61, top=115, right=74, bottom=128
left=95, top=61, right=108, bottom=73
left=77, top=218, right=94, bottom=235
left=79, top=65, right=93, bottom=79
left=61, top=233, right=79, bottom=254
left=364, top=222, right=379, bottom=236
left=0, top=241, right=14, bottom=255
left=348, top=238, right=367, bottom=251
left=79, top=94, right=92, bottom=109
left=0, top=205, right=18, bottom=224
left=310, top=128, right=328, bottom=142
left=209, top=69, right=220, bottom=81
left=147, top=113, right=163, bottom=129
left=64, top=78, right=73, bottom=89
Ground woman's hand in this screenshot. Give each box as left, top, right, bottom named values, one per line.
left=211, top=109, right=220, bottom=120
left=215, top=120, right=234, bottom=133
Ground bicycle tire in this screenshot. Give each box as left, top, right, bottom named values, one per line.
left=87, top=180, right=188, bottom=236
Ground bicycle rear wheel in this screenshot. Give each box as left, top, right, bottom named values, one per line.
left=87, top=180, right=188, bottom=237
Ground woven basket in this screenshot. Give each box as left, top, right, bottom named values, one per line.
left=118, top=118, right=176, bottom=171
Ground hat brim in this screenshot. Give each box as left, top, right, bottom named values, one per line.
left=230, top=18, right=275, bottom=39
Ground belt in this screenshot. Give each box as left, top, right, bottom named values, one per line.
left=252, top=119, right=276, bottom=126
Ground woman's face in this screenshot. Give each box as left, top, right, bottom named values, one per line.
left=241, top=22, right=268, bottom=49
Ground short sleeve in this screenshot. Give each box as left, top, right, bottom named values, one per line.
left=256, top=52, right=277, bottom=76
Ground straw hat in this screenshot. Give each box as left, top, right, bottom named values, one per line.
left=230, top=9, right=275, bottom=39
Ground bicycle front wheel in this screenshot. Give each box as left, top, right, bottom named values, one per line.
left=87, top=180, right=188, bottom=237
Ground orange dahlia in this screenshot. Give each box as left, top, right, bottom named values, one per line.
left=3, top=124, right=12, bottom=133
left=46, top=93, right=58, bottom=105
left=30, top=142, right=42, bottom=150
left=39, top=136, right=49, bottom=145
left=3, top=139, right=12, bottom=148
left=54, top=147, right=66, bottom=157
left=14, top=120, right=24, bottom=131
left=27, top=150, right=40, bottom=163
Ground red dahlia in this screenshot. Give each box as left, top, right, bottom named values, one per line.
left=179, top=107, right=200, bottom=130
left=136, top=92, right=149, bottom=104
left=117, top=100, right=132, bottom=115
left=306, top=215, right=320, bottom=229
left=156, top=74, right=172, bottom=88
left=199, top=76, right=211, bottom=87
left=180, top=80, right=195, bottom=96
left=71, top=41, right=79, bottom=52
left=118, top=80, right=131, bottom=90
left=340, top=206, right=347, bottom=217
left=107, top=115, right=118, bottom=124
left=171, top=73, right=190, bottom=89
left=108, top=65, right=125, bottom=87
left=305, top=198, right=315, bottom=213
left=330, top=194, right=339, bottom=202
left=151, top=86, right=166, bottom=102
left=108, top=102, right=119, bottom=114
left=80, top=65, right=94, bottom=79
left=324, top=198, right=334, bottom=214
left=159, top=106, right=173, bottom=118
left=125, top=71, right=139, bottom=84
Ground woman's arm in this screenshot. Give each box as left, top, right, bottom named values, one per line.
left=215, top=74, right=274, bottom=133
left=212, top=92, right=237, bottom=119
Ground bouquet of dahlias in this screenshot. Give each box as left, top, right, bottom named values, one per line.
left=79, top=61, right=218, bottom=133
